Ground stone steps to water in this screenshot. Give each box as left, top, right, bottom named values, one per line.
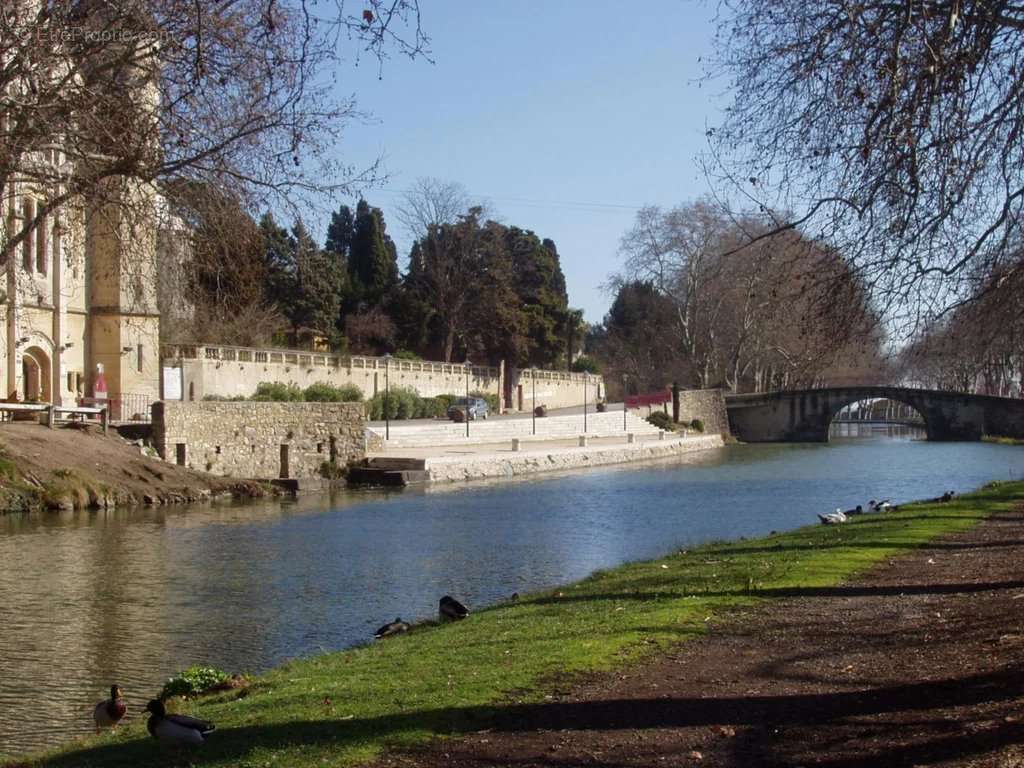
left=347, top=457, right=429, bottom=486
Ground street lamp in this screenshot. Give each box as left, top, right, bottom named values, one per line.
left=531, top=368, right=536, bottom=435
left=583, top=372, right=588, bottom=433
left=465, top=359, right=472, bottom=439
left=383, top=353, right=392, bottom=441
left=622, top=373, right=628, bottom=431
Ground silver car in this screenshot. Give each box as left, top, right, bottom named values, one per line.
left=447, top=396, right=489, bottom=421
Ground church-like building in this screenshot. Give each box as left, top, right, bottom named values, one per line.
left=1, top=172, right=162, bottom=416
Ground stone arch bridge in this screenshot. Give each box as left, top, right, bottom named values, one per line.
left=725, top=387, right=1024, bottom=442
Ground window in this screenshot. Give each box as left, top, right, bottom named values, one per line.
left=67, top=372, right=74, bottom=392
left=22, top=199, right=33, bottom=272
left=136, top=343, right=144, bottom=373
left=36, top=209, right=47, bottom=275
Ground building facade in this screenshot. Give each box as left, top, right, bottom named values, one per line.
left=0, top=175, right=161, bottom=414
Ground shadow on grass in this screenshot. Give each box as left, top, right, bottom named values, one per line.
left=35, top=664, right=1024, bottom=768
left=524, top=578, right=1024, bottom=605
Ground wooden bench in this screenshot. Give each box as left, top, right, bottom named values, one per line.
left=0, top=403, right=49, bottom=423
left=48, top=405, right=108, bottom=434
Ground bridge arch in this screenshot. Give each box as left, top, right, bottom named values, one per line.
left=823, top=393, right=930, bottom=441
left=827, top=396, right=927, bottom=438
left=724, top=387, right=1022, bottom=442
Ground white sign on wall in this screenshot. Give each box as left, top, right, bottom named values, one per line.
left=162, top=366, right=183, bottom=400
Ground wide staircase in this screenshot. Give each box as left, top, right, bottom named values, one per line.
left=370, top=410, right=665, bottom=449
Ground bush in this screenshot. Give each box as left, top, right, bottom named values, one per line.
left=159, top=666, right=231, bottom=700
left=367, top=386, right=421, bottom=420
left=202, top=394, right=246, bottom=401
left=251, top=381, right=304, bottom=402
left=571, top=355, right=602, bottom=374
left=304, top=382, right=363, bottom=402
left=646, top=411, right=673, bottom=430
left=393, top=349, right=421, bottom=360
left=319, top=461, right=347, bottom=480
left=690, top=418, right=705, bottom=433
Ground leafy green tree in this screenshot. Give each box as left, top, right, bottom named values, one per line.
left=261, top=212, right=297, bottom=317
left=348, top=199, right=399, bottom=309
left=291, top=219, right=345, bottom=346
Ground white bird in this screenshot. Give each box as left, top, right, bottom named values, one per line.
left=145, top=699, right=215, bottom=747
left=818, top=509, right=847, bottom=525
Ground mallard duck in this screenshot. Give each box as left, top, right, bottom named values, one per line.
left=869, top=499, right=893, bottom=512
left=439, top=595, right=469, bottom=621
left=845, top=505, right=865, bottom=515
left=818, top=509, right=847, bottom=525
left=93, top=685, right=126, bottom=733
left=144, top=699, right=215, bottom=746
left=374, top=617, right=410, bottom=639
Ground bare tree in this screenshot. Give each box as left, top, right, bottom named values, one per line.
left=1, top=0, right=429, bottom=270
left=394, top=177, right=494, bottom=242
left=706, top=0, right=1024, bottom=327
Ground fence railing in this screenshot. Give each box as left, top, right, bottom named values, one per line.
left=626, top=391, right=672, bottom=408
left=82, top=393, right=153, bottom=423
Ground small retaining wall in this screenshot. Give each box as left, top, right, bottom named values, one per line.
left=152, top=401, right=366, bottom=479
left=424, top=434, right=724, bottom=483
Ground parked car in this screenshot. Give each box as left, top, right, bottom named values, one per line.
left=447, top=396, right=489, bottom=421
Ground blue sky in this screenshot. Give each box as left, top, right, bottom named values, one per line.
left=320, top=2, right=721, bottom=323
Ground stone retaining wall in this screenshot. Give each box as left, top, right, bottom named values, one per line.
left=677, top=389, right=730, bottom=435
left=152, top=401, right=366, bottom=479
left=424, top=434, right=724, bottom=483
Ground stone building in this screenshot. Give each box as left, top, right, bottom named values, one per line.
left=0, top=174, right=163, bottom=415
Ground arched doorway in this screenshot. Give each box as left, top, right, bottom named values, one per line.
left=21, top=347, right=52, bottom=403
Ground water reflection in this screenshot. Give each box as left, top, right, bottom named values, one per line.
left=1, top=437, right=1022, bottom=756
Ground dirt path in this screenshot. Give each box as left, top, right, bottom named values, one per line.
left=380, top=508, right=1024, bottom=767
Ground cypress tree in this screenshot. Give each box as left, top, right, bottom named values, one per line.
left=348, top=199, right=399, bottom=308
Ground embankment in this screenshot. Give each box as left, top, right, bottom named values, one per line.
left=16, top=479, right=1020, bottom=768
left=424, top=433, right=723, bottom=482
left=0, top=422, right=272, bottom=513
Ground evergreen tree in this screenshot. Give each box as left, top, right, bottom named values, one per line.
left=291, top=219, right=345, bottom=347
left=348, top=199, right=399, bottom=309
left=260, top=212, right=297, bottom=315
left=325, top=204, right=355, bottom=257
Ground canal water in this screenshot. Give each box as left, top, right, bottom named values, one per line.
left=1, top=434, right=1021, bottom=756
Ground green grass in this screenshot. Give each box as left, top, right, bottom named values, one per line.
left=982, top=434, right=1024, bottom=446
left=11, top=480, right=1023, bottom=768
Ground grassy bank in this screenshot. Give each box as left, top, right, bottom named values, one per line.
left=12, top=481, right=1023, bottom=768
left=982, top=434, right=1024, bottom=446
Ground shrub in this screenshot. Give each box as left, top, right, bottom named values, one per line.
left=159, top=666, right=231, bottom=700
left=571, top=355, right=602, bottom=374
left=393, top=349, right=421, bottom=360
left=646, top=411, right=673, bottom=430
left=202, top=394, right=246, bottom=401
left=690, top=418, right=705, bottom=433
left=304, top=382, right=363, bottom=402
left=367, top=386, right=420, bottom=420
left=319, top=461, right=347, bottom=480
left=251, top=381, right=303, bottom=402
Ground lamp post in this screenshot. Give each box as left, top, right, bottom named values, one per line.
left=465, top=359, right=472, bottom=439
left=531, top=368, right=536, bottom=435
left=383, top=353, right=392, bottom=441
left=622, top=373, right=628, bottom=431
left=583, top=372, right=588, bottom=433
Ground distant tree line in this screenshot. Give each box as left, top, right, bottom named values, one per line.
left=161, top=182, right=579, bottom=370
left=587, top=199, right=889, bottom=396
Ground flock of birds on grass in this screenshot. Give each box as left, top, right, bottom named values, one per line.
left=817, top=490, right=957, bottom=525
left=89, top=595, right=474, bottom=748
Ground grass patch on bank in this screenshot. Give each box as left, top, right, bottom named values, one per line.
left=982, top=434, right=1024, bottom=446
left=13, top=481, right=1024, bottom=768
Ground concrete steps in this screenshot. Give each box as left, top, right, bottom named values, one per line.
left=347, top=457, right=429, bottom=486
left=370, top=411, right=664, bottom=448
